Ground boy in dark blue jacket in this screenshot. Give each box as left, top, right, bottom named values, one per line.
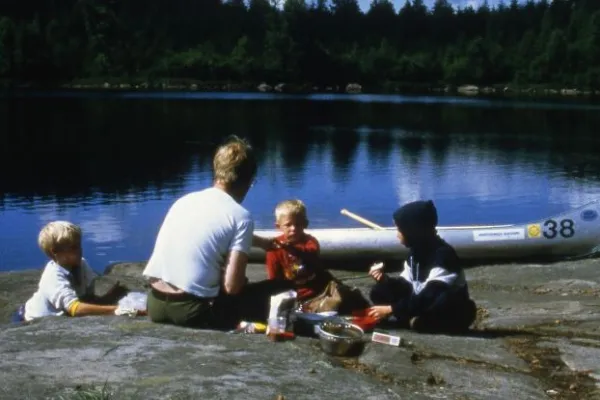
left=367, top=200, right=477, bottom=333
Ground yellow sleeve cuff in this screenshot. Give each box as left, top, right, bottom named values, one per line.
left=67, top=301, right=81, bottom=317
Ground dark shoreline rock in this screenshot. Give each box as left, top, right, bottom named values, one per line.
left=1, top=259, right=599, bottom=399
left=2, top=79, right=600, bottom=99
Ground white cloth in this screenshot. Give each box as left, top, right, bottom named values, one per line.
left=142, top=187, right=254, bottom=298
left=114, top=306, right=138, bottom=317
left=24, top=258, right=97, bottom=321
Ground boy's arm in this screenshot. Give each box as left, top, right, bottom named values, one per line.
left=222, top=217, right=254, bottom=295
left=253, top=234, right=277, bottom=251
left=67, top=301, right=118, bottom=316
left=43, top=270, right=82, bottom=314
left=223, top=251, right=248, bottom=294
left=43, top=272, right=120, bottom=317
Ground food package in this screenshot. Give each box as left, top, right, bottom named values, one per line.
left=371, top=331, right=402, bottom=346
left=267, top=290, right=297, bottom=336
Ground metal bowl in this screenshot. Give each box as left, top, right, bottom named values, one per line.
left=315, top=321, right=366, bottom=357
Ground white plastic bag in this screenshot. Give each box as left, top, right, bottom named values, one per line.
left=117, top=291, right=148, bottom=312
left=267, top=290, right=297, bottom=335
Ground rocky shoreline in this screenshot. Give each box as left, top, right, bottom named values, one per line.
left=2, top=79, right=600, bottom=99
left=1, top=259, right=600, bottom=399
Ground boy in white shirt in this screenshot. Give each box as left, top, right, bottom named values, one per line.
left=22, top=221, right=131, bottom=321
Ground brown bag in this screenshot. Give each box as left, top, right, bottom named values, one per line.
left=300, top=280, right=343, bottom=313
left=300, top=279, right=370, bottom=314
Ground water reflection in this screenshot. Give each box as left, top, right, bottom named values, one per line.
left=1, top=93, right=600, bottom=271
left=1, top=95, right=600, bottom=206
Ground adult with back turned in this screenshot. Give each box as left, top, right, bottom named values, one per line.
left=143, top=136, right=289, bottom=329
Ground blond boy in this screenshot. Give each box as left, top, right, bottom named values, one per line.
left=265, top=199, right=329, bottom=300
left=23, top=221, right=129, bottom=321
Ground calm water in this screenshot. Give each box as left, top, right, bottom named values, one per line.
left=1, top=91, right=600, bottom=272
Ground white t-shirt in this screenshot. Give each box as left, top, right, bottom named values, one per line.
left=24, top=258, right=97, bottom=321
left=142, top=187, right=254, bottom=298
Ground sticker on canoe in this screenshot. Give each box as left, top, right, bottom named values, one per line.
left=527, top=224, right=541, bottom=238
left=473, top=228, right=525, bottom=242
left=581, top=209, right=598, bottom=222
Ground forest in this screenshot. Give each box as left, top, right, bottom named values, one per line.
left=0, top=0, right=599, bottom=91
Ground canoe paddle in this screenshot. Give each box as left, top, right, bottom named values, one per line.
left=340, top=209, right=384, bottom=230
left=339, top=262, right=384, bottom=282
left=339, top=208, right=387, bottom=281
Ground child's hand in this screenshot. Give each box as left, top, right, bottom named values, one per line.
left=369, top=262, right=385, bottom=281
left=367, top=305, right=392, bottom=320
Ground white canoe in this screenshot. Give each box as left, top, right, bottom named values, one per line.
left=250, top=200, right=600, bottom=264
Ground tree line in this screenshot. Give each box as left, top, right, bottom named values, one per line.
left=0, top=0, right=599, bottom=90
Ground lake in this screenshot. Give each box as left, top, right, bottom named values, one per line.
left=1, top=91, right=600, bottom=273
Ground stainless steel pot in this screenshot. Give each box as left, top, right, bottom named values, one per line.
left=315, top=321, right=366, bottom=357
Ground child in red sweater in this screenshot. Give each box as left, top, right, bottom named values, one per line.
left=265, top=199, right=332, bottom=302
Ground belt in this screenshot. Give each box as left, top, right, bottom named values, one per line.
left=151, top=288, right=213, bottom=303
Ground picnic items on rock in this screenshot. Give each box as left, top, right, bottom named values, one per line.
left=315, top=320, right=367, bottom=357
left=231, top=321, right=268, bottom=334
left=371, top=331, right=403, bottom=347
left=294, top=311, right=339, bottom=335
left=299, top=280, right=342, bottom=313
left=343, top=308, right=379, bottom=332
left=116, top=291, right=148, bottom=317
left=299, top=279, right=370, bottom=314
left=114, top=306, right=138, bottom=317
left=267, top=290, right=297, bottom=341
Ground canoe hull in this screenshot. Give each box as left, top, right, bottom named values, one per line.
left=249, top=201, right=600, bottom=264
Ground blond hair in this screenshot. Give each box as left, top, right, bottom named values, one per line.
left=275, top=199, right=308, bottom=222
left=38, top=221, right=82, bottom=258
left=213, top=136, right=257, bottom=186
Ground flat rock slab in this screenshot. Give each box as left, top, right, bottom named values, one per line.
left=0, top=316, right=417, bottom=400
left=2, top=258, right=600, bottom=399
left=540, top=339, right=600, bottom=386
left=421, top=359, right=547, bottom=400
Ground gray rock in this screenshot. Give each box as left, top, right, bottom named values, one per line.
left=346, top=83, right=362, bottom=94
left=2, top=259, right=600, bottom=398
left=257, top=82, right=272, bottom=92
left=0, top=317, right=411, bottom=400
left=421, top=359, right=547, bottom=400
left=457, top=85, right=479, bottom=94
left=541, top=339, right=600, bottom=386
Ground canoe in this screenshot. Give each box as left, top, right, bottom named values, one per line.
left=250, top=200, right=600, bottom=264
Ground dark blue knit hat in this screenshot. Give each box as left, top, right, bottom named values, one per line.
left=392, top=200, right=438, bottom=234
